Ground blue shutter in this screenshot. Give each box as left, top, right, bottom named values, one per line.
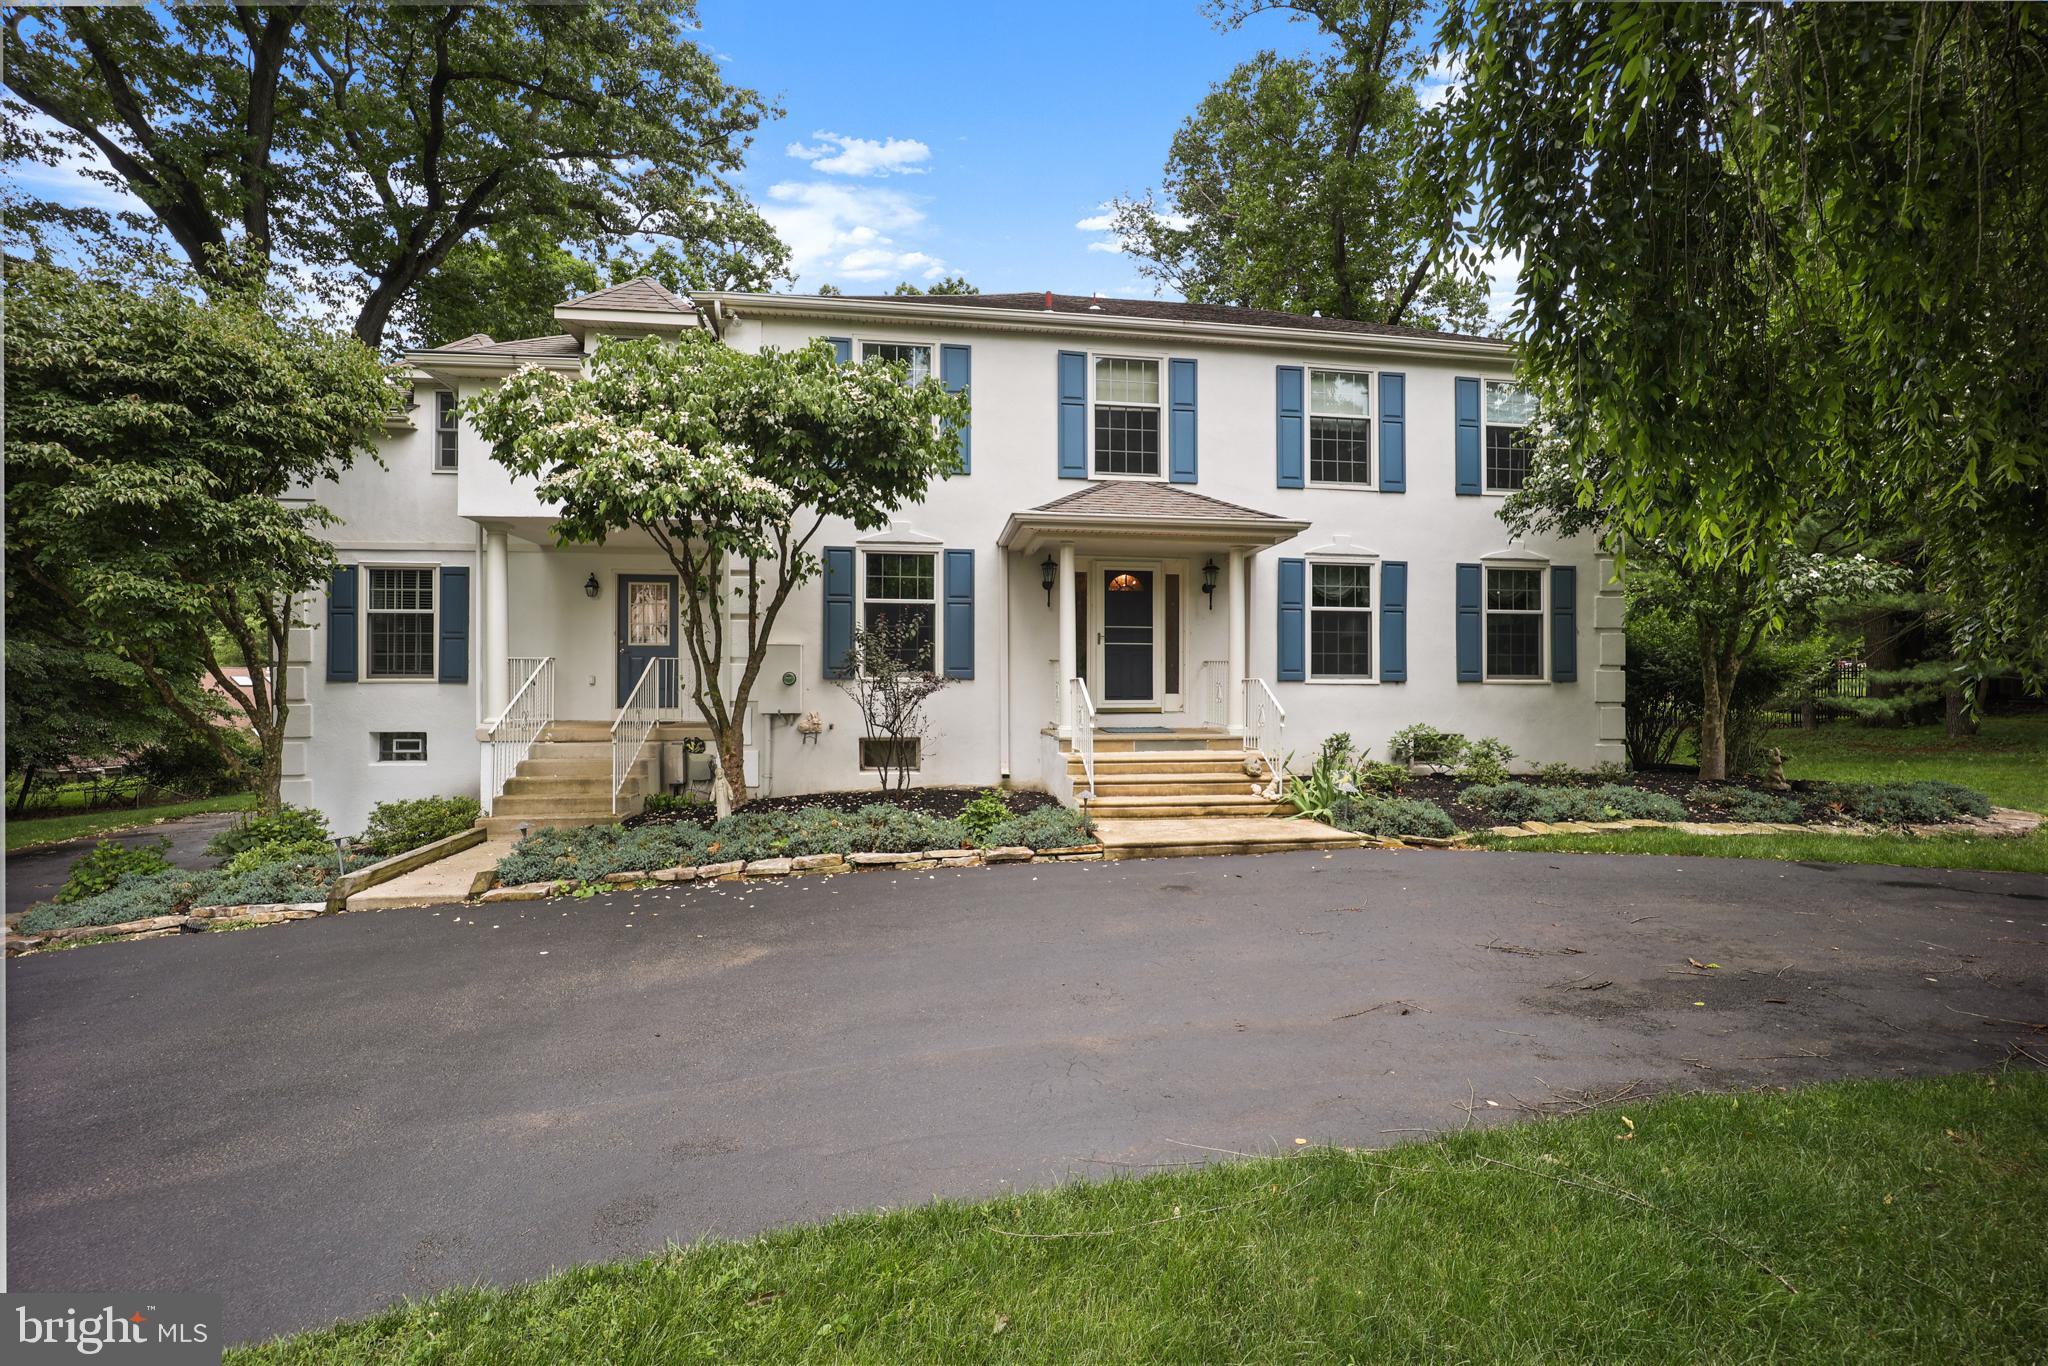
left=1378, top=372, right=1405, bottom=493
left=939, top=343, right=971, bottom=474
left=1168, top=357, right=1198, bottom=484
left=1276, top=365, right=1305, bottom=488
left=943, top=548, right=975, bottom=679
left=1455, top=376, right=1482, bottom=495
left=1550, top=565, right=1578, bottom=682
left=823, top=547, right=854, bottom=677
left=1456, top=563, right=1483, bottom=681
left=1057, top=350, right=1088, bottom=478
left=1380, top=560, right=1407, bottom=682
left=827, top=336, right=852, bottom=363
left=437, top=566, right=469, bottom=684
left=325, top=565, right=358, bottom=682
left=1277, top=557, right=1306, bottom=682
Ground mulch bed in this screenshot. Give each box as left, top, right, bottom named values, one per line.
left=1386, top=768, right=1828, bottom=833
left=627, top=786, right=1061, bottom=831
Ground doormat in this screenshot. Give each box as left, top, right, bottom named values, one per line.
left=1101, top=725, right=1175, bottom=733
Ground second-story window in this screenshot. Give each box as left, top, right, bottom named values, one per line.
left=1484, top=381, right=1536, bottom=492
left=435, top=390, right=459, bottom=472
left=861, top=340, right=932, bottom=386
left=1308, top=369, right=1371, bottom=486
left=1094, top=357, right=1160, bottom=477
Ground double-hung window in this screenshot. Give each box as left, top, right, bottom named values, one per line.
left=434, top=390, right=459, bottom=472
left=1308, top=369, right=1371, bottom=486
left=860, top=340, right=933, bottom=386
left=862, top=551, right=936, bottom=671
left=1308, top=562, right=1373, bottom=680
left=365, top=567, right=436, bottom=679
left=1484, top=381, right=1536, bottom=491
left=1093, top=357, right=1161, bottom=477
left=1484, top=566, right=1544, bottom=679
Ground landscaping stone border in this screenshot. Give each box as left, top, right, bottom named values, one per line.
left=477, top=843, right=1100, bottom=903
left=1479, top=806, right=2043, bottom=842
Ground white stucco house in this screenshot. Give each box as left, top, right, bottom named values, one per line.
left=283, top=280, right=1623, bottom=836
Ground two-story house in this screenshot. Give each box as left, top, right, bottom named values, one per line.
left=285, top=280, right=1623, bottom=836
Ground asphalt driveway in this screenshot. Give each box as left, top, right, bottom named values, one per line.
left=6, top=809, right=243, bottom=920
left=9, top=847, right=2047, bottom=1344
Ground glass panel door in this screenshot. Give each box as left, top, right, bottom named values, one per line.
left=1101, top=569, right=1155, bottom=703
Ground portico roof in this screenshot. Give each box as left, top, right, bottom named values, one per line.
left=997, top=481, right=1308, bottom=553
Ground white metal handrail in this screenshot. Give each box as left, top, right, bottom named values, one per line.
left=1069, top=676, right=1099, bottom=798
left=611, top=655, right=676, bottom=813
left=482, top=657, right=554, bottom=814
left=1242, top=677, right=1286, bottom=799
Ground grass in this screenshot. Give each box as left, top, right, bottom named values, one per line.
left=232, top=1073, right=2048, bottom=1363
left=4, top=791, right=255, bottom=853
left=1770, top=713, right=2048, bottom=814
left=1471, top=826, right=2048, bottom=874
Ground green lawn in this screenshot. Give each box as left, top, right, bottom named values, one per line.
left=1472, top=826, right=2048, bottom=874
left=1771, top=713, right=2048, bottom=814
left=4, top=792, right=255, bottom=853
left=234, top=1073, right=2047, bottom=1363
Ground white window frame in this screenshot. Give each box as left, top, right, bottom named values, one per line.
left=361, top=563, right=438, bottom=682
left=433, top=390, right=459, bottom=473
left=1304, top=367, right=1375, bottom=490
left=1482, top=561, right=1547, bottom=683
left=858, top=737, right=922, bottom=772
left=858, top=547, right=941, bottom=675
left=375, top=731, right=429, bottom=763
left=1088, top=351, right=1166, bottom=481
left=1482, top=380, right=1535, bottom=495
left=1305, top=556, right=1379, bottom=685
left=856, top=337, right=938, bottom=388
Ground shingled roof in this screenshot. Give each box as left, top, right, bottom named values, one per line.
left=1000, top=480, right=1308, bottom=550
left=1028, top=482, right=1286, bottom=522
left=416, top=332, right=584, bottom=359
left=842, top=291, right=1497, bottom=345
left=559, top=277, right=694, bottom=314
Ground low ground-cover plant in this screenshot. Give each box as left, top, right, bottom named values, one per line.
left=356, top=796, right=481, bottom=858
left=1686, top=786, right=1806, bottom=824
left=222, top=838, right=337, bottom=876
left=496, top=802, right=1096, bottom=886
left=204, top=805, right=330, bottom=861
left=1329, top=795, right=1457, bottom=840
left=641, top=791, right=712, bottom=818
left=56, top=837, right=173, bottom=903
left=1811, top=780, right=1992, bottom=825
left=19, top=860, right=336, bottom=935
left=1460, top=781, right=1686, bottom=825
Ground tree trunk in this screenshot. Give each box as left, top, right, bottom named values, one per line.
left=257, top=725, right=286, bottom=813
left=1943, top=679, right=1980, bottom=738
left=12, top=765, right=37, bottom=815
left=716, top=728, right=747, bottom=809
left=1696, top=622, right=1743, bottom=782
left=1799, top=697, right=1819, bottom=730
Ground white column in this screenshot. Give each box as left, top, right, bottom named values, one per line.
left=482, top=524, right=511, bottom=720
left=1226, top=549, right=1247, bottom=733
left=1056, top=541, right=1076, bottom=735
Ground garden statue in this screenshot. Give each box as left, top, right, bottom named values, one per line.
left=1764, top=747, right=1791, bottom=791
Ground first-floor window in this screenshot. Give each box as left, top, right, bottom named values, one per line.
left=378, top=732, right=428, bottom=762
left=366, top=566, right=436, bottom=679
left=1094, top=356, right=1161, bottom=476
left=1485, top=566, right=1543, bottom=679
left=863, top=551, right=936, bottom=670
left=1309, top=562, right=1373, bottom=679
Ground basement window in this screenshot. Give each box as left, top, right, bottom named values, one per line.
left=859, top=737, right=921, bottom=772
left=377, top=732, right=428, bottom=763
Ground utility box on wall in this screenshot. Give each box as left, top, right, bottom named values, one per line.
left=751, top=643, right=804, bottom=715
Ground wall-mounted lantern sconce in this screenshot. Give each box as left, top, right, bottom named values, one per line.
left=584, top=573, right=601, bottom=599
left=1040, top=554, right=1058, bottom=607
left=1201, top=558, right=1219, bottom=609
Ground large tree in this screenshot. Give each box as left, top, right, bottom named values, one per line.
left=1436, top=1, right=2047, bottom=751
left=469, top=333, right=969, bottom=801
left=1112, top=0, right=1486, bottom=329
left=5, top=257, right=398, bottom=808
left=3, top=2, right=789, bottom=350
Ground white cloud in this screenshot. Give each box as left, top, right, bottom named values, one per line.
left=1419, top=52, right=1465, bottom=110
left=785, top=131, right=931, bottom=177
left=1073, top=209, right=1116, bottom=233
left=1483, top=246, right=1522, bottom=324
left=1074, top=200, right=1189, bottom=254
left=1086, top=240, right=1124, bottom=254
left=763, top=181, right=948, bottom=286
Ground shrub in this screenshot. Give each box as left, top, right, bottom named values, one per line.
left=1387, top=723, right=1467, bottom=769
left=56, top=838, right=173, bottom=903
left=1356, top=761, right=1409, bottom=795
left=1316, top=732, right=1358, bottom=769
left=958, top=788, right=1015, bottom=845
left=1284, top=757, right=1345, bottom=823
left=642, top=792, right=712, bottom=818
left=1460, top=781, right=1683, bottom=825
left=357, top=795, right=481, bottom=858
left=205, top=805, right=330, bottom=861
left=223, top=838, right=338, bottom=877
left=1686, top=786, right=1805, bottom=824
left=1330, top=794, right=1456, bottom=840
left=1534, top=761, right=1579, bottom=785
left=983, top=805, right=1095, bottom=850
left=1455, top=736, right=1515, bottom=786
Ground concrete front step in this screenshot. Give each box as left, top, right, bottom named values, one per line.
left=1070, top=753, right=1264, bottom=775
left=1079, top=794, right=1291, bottom=819
left=1085, top=774, right=1268, bottom=797
left=1090, top=815, right=1363, bottom=860
left=499, top=774, right=621, bottom=798
left=481, top=812, right=624, bottom=839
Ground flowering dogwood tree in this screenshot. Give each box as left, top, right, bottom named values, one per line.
left=470, top=332, right=968, bottom=799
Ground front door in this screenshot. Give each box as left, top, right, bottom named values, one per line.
left=1101, top=568, right=1155, bottom=703
left=617, top=574, right=679, bottom=707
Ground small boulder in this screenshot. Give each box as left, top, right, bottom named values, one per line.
left=791, top=853, right=846, bottom=873
left=848, top=851, right=920, bottom=867
left=745, top=857, right=793, bottom=878
left=981, top=846, right=1034, bottom=863
left=481, top=881, right=559, bottom=903
left=653, top=865, right=699, bottom=883
left=601, top=870, right=650, bottom=884
left=698, top=859, right=746, bottom=880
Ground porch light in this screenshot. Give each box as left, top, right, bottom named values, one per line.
left=1201, top=558, right=1219, bottom=609
left=583, top=573, right=600, bottom=599
left=1040, top=554, right=1057, bottom=606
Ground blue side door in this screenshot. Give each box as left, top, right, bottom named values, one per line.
left=616, top=574, right=680, bottom=708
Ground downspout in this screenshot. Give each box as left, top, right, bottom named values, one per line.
left=997, top=547, right=1010, bottom=781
